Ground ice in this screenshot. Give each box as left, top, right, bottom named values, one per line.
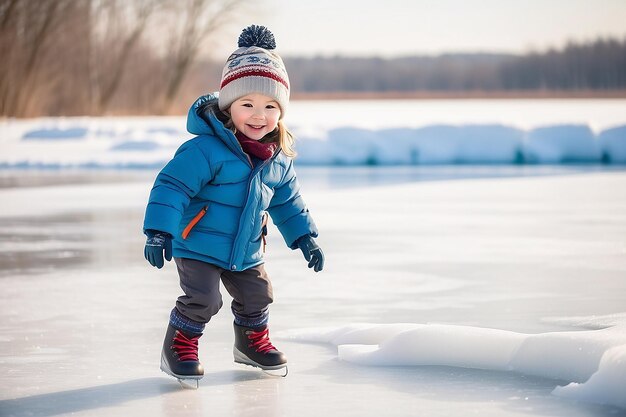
left=1, top=169, right=626, bottom=416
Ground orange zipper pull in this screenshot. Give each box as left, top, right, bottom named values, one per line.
left=182, top=206, right=207, bottom=240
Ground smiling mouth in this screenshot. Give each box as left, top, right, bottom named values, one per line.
left=248, top=125, right=265, bottom=129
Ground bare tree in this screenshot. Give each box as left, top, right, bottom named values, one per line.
left=89, top=0, right=166, bottom=114
left=0, top=0, right=77, bottom=116
left=1, top=0, right=249, bottom=117
left=157, top=0, right=242, bottom=114
left=0, top=0, right=19, bottom=30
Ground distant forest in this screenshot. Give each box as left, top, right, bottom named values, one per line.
left=284, top=38, right=626, bottom=94
left=1, top=0, right=625, bottom=117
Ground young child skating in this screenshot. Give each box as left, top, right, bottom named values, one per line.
left=143, top=25, right=324, bottom=387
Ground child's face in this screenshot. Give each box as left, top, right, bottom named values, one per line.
left=229, top=93, right=281, bottom=140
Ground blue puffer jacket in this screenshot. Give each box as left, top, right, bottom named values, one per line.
left=143, top=93, right=318, bottom=271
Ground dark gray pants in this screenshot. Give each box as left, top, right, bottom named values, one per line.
left=174, top=257, right=273, bottom=327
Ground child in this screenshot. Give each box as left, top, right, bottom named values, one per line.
left=143, top=25, right=324, bottom=386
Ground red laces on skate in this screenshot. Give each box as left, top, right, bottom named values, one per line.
left=172, top=331, right=200, bottom=361
left=247, top=328, right=276, bottom=354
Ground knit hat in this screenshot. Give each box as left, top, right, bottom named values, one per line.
left=218, top=25, right=290, bottom=117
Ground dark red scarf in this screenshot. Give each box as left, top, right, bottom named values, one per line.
left=235, top=132, right=278, bottom=160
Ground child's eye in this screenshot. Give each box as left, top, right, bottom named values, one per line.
left=242, top=103, right=253, bottom=108
left=266, top=104, right=276, bottom=109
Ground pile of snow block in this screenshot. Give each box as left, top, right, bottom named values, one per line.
left=295, top=123, right=626, bottom=165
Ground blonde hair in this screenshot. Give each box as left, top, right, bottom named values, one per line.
left=218, top=109, right=297, bottom=158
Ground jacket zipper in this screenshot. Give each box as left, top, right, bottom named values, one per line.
left=228, top=148, right=280, bottom=270
left=181, top=206, right=208, bottom=239
left=261, top=212, right=268, bottom=253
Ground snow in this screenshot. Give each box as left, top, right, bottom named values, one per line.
left=600, top=126, right=626, bottom=163
left=0, top=116, right=184, bottom=168
left=553, top=345, right=626, bottom=409
left=1, top=168, right=626, bottom=416
left=523, top=125, right=602, bottom=163
left=282, top=319, right=626, bottom=408
left=1, top=99, right=626, bottom=167
left=22, top=127, right=88, bottom=140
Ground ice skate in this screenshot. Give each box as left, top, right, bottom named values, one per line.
left=160, top=324, right=204, bottom=389
left=233, top=322, right=288, bottom=377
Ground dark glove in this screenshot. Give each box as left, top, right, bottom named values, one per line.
left=296, top=235, right=324, bottom=272
left=144, top=230, right=172, bottom=269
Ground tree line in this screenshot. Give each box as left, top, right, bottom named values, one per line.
left=1, top=0, right=624, bottom=118
left=285, top=38, right=626, bottom=93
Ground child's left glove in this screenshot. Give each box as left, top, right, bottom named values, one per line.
left=144, top=230, right=172, bottom=269
left=296, top=235, right=325, bottom=272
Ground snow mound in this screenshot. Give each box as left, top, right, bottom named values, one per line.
left=412, top=125, right=523, bottom=164
left=280, top=314, right=626, bottom=410
left=2, top=116, right=626, bottom=167
left=407, top=126, right=460, bottom=164
left=599, top=125, right=626, bottom=163
left=109, top=141, right=161, bottom=151
left=524, top=125, right=601, bottom=163
left=294, top=123, right=623, bottom=165
left=327, top=128, right=379, bottom=165
left=553, top=344, right=626, bottom=409
left=293, top=136, right=332, bottom=165
left=22, top=127, right=88, bottom=140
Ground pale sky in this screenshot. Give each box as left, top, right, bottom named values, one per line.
left=216, top=0, right=626, bottom=58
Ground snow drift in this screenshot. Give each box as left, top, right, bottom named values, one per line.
left=280, top=314, right=626, bottom=410
left=599, top=125, right=626, bottom=163
left=1, top=116, right=625, bottom=167
left=523, top=125, right=602, bottom=163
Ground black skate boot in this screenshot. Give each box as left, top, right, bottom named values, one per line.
left=160, top=324, right=204, bottom=389
left=233, top=322, right=288, bottom=376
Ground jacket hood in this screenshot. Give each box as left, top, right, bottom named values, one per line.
left=186, top=93, right=222, bottom=136
left=186, top=92, right=284, bottom=162
left=186, top=93, right=243, bottom=154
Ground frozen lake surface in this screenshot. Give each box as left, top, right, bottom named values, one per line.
left=1, top=169, right=626, bottom=416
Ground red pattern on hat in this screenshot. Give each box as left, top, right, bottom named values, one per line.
left=221, top=67, right=289, bottom=90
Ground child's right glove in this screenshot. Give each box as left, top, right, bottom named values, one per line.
left=144, top=230, right=172, bottom=269
left=296, top=235, right=324, bottom=272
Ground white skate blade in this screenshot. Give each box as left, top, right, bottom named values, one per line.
left=261, top=367, right=288, bottom=377
left=233, top=347, right=288, bottom=377
left=177, top=378, right=199, bottom=389
left=160, top=353, right=202, bottom=389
